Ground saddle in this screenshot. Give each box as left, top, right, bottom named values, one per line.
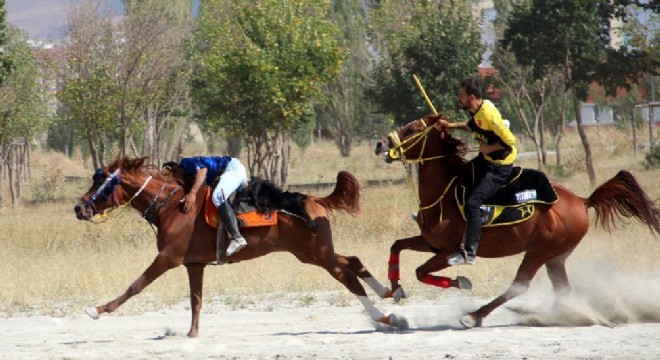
left=455, top=166, right=558, bottom=227
left=204, top=188, right=277, bottom=229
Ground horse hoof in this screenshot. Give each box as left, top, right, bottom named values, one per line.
left=388, top=313, right=410, bottom=330
left=460, top=314, right=478, bottom=328
left=457, top=276, right=472, bottom=290
left=85, top=307, right=100, bottom=320
left=392, top=287, right=406, bottom=303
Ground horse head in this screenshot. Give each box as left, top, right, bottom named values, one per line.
left=74, top=157, right=173, bottom=222
left=375, top=114, right=463, bottom=164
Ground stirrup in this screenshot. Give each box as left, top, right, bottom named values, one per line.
left=447, top=251, right=476, bottom=266
left=226, top=237, right=247, bottom=256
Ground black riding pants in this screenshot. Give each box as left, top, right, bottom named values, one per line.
left=465, top=153, right=513, bottom=219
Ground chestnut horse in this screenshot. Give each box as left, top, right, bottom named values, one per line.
left=74, top=157, right=406, bottom=337
left=375, top=115, right=660, bottom=328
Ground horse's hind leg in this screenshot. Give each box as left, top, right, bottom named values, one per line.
left=461, top=251, right=547, bottom=328
left=85, top=251, right=180, bottom=319
left=304, top=253, right=407, bottom=328
left=185, top=264, right=205, bottom=338
left=546, top=248, right=575, bottom=298
left=336, top=254, right=391, bottom=298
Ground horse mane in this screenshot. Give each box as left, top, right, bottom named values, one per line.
left=440, top=132, right=470, bottom=160
left=243, top=177, right=317, bottom=229
left=108, top=156, right=185, bottom=186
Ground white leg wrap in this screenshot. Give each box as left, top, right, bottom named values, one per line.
left=364, top=277, right=389, bottom=298
left=358, top=296, right=385, bottom=321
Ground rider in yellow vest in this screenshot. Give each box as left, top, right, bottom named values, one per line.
left=437, top=77, right=517, bottom=266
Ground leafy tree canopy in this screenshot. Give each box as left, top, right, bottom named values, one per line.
left=192, top=0, right=344, bottom=137
left=369, top=0, right=484, bottom=124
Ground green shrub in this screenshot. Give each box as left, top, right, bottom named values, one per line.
left=546, top=164, right=574, bottom=178
left=29, top=165, right=65, bottom=203
left=642, top=144, right=660, bottom=169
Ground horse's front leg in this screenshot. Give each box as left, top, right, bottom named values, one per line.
left=85, top=251, right=181, bottom=319
left=185, top=264, right=205, bottom=338
left=414, top=253, right=472, bottom=290
left=387, top=235, right=434, bottom=302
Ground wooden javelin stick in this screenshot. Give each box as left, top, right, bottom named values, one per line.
left=413, top=74, right=460, bottom=127
left=412, top=74, right=437, bottom=115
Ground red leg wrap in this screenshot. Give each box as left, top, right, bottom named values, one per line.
left=388, top=253, right=400, bottom=281
left=422, top=275, right=451, bottom=288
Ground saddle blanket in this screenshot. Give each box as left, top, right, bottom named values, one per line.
left=456, top=167, right=558, bottom=227
left=204, top=188, right=277, bottom=229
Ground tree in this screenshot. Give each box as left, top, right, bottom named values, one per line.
left=0, top=0, right=13, bottom=85
left=490, top=0, right=566, bottom=172
left=60, top=1, right=121, bottom=169
left=0, top=27, right=48, bottom=206
left=192, top=0, right=343, bottom=186
left=369, top=0, right=484, bottom=124
left=490, top=49, right=565, bottom=172
left=502, top=0, right=659, bottom=186
left=60, top=0, right=193, bottom=168
left=115, top=0, right=193, bottom=160
left=315, top=0, right=373, bottom=157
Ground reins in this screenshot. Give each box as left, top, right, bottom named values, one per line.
left=90, top=170, right=182, bottom=236
left=389, top=119, right=455, bottom=224
left=89, top=174, right=153, bottom=224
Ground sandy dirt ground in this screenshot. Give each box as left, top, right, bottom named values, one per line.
left=2, top=287, right=659, bottom=360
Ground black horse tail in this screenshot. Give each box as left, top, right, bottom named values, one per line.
left=313, top=171, right=360, bottom=215
left=585, top=170, right=660, bottom=235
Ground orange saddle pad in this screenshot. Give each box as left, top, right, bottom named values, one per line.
left=204, top=188, right=277, bottom=229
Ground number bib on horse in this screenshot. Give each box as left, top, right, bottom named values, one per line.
left=456, top=167, right=558, bottom=227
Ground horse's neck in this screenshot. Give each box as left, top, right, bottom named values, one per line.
left=122, top=175, right=180, bottom=218
left=418, top=158, right=460, bottom=199
left=418, top=158, right=460, bottom=224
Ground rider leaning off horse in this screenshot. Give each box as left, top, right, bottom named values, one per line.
left=432, top=77, right=517, bottom=267
left=178, top=155, right=249, bottom=256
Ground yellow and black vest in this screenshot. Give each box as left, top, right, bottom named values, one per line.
left=467, top=99, right=517, bottom=165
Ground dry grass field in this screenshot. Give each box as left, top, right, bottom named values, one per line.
left=0, top=126, right=659, bottom=320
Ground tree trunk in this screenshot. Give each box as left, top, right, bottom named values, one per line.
left=539, top=114, right=547, bottom=167
left=281, top=133, right=291, bottom=186
left=533, top=138, right=544, bottom=172
left=632, top=107, right=637, bottom=157
left=270, top=128, right=283, bottom=187
left=163, top=118, right=188, bottom=162
left=554, top=132, right=563, bottom=166
left=7, top=156, right=16, bottom=207
left=571, top=87, right=596, bottom=186
left=86, top=124, right=100, bottom=169
left=227, top=136, right=243, bottom=158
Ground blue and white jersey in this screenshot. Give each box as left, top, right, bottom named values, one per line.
left=178, top=156, right=232, bottom=186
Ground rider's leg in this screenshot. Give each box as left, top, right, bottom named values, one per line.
left=212, top=158, right=248, bottom=256
left=448, top=161, right=512, bottom=266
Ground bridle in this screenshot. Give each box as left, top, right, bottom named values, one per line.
left=387, top=118, right=456, bottom=224
left=387, top=118, right=448, bottom=165
left=82, top=168, right=181, bottom=228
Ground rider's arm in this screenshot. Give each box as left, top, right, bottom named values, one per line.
left=189, top=168, right=207, bottom=196
left=438, top=119, right=470, bottom=132
left=182, top=167, right=207, bottom=213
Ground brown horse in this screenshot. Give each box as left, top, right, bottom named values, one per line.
left=375, top=115, right=660, bottom=328
left=74, top=157, right=407, bottom=337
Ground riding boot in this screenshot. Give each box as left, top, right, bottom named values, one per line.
left=447, top=218, right=482, bottom=266
left=218, top=201, right=247, bottom=256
